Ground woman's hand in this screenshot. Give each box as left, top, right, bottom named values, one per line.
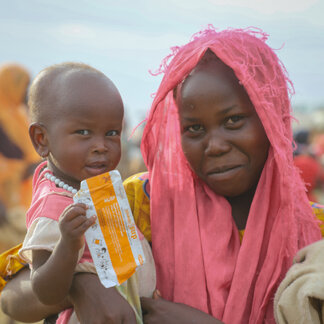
left=70, top=273, right=137, bottom=324
left=293, top=239, right=324, bottom=265
left=141, top=294, right=224, bottom=324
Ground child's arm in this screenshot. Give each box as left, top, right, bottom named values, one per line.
left=31, top=203, right=96, bottom=305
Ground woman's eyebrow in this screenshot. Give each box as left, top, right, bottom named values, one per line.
left=218, top=105, right=238, bottom=115
left=182, top=105, right=238, bottom=121
left=181, top=116, right=200, bottom=122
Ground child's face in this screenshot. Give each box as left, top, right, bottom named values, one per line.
left=44, top=72, right=123, bottom=189
left=178, top=58, right=269, bottom=198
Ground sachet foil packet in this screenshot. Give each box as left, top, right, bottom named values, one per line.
left=73, top=170, right=145, bottom=288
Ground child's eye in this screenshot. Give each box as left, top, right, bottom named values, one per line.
left=106, top=130, right=119, bottom=136
left=76, top=130, right=90, bottom=135
left=187, top=125, right=204, bottom=133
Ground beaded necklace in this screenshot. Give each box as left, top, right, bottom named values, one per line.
left=44, top=169, right=78, bottom=194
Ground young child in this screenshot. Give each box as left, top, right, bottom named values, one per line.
left=18, top=62, right=155, bottom=324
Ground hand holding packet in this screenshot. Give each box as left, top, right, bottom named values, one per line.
left=73, top=170, right=145, bottom=288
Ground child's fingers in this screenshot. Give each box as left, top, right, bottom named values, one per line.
left=67, top=214, right=96, bottom=236
left=59, top=203, right=87, bottom=222
left=67, top=213, right=96, bottom=229
left=59, top=203, right=95, bottom=236
left=60, top=203, right=98, bottom=236
left=80, top=214, right=96, bottom=229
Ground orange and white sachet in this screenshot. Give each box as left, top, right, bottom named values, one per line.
left=73, top=170, right=145, bottom=288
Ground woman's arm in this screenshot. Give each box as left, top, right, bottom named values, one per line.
left=1, top=267, right=70, bottom=322
left=70, top=273, right=137, bottom=324
left=141, top=296, right=224, bottom=324
left=1, top=267, right=137, bottom=324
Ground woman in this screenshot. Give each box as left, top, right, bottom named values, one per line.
left=0, top=63, right=40, bottom=252
left=1, top=27, right=323, bottom=324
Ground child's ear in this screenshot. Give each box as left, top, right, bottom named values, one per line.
left=29, top=123, right=49, bottom=158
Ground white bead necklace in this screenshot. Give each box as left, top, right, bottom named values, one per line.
left=44, top=169, right=78, bottom=195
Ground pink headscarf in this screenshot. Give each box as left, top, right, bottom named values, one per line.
left=141, top=26, right=321, bottom=323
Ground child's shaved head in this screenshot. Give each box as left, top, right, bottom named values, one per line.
left=28, top=62, right=119, bottom=124
left=28, top=61, right=124, bottom=186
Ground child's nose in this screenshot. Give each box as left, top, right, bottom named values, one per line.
left=92, top=137, right=108, bottom=153
left=205, top=132, right=231, bottom=156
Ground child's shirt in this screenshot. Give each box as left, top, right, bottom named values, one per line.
left=19, top=161, right=92, bottom=270
left=18, top=161, right=156, bottom=324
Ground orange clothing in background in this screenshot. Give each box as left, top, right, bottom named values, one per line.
left=0, top=63, right=40, bottom=252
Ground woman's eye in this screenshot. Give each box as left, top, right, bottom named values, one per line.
left=187, top=125, right=204, bottom=133
left=226, top=115, right=244, bottom=126
left=106, top=130, right=119, bottom=136
left=76, top=130, right=90, bottom=135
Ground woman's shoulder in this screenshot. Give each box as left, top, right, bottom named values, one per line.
left=0, top=243, right=26, bottom=292
left=123, top=172, right=150, bottom=201
left=310, top=202, right=324, bottom=237
left=310, top=201, right=324, bottom=218
left=123, top=172, right=149, bottom=189
left=123, top=172, right=151, bottom=242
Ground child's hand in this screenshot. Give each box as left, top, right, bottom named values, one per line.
left=58, top=203, right=96, bottom=251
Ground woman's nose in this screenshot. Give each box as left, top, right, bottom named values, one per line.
left=205, top=132, right=231, bottom=156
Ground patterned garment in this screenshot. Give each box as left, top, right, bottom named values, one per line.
left=0, top=243, right=26, bottom=291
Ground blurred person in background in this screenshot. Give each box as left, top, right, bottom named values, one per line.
left=117, top=115, right=147, bottom=180
left=313, top=133, right=324, bottom=202
left=0, top=63, right=40, bottom=252
left=293, top=129, right=324, bottom=203
left=314, top=133, right=324, bottom=164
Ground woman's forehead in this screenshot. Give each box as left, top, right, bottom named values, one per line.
left=180, top=57, right=243, bottom=101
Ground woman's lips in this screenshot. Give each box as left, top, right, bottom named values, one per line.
left=206, top=165, right=243, bottom=181
left=207, top=164, right=242, bottom=174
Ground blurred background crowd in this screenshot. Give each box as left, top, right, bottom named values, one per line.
left=292, top=111, right=324, bottom=204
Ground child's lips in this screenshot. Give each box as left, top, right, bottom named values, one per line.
left=85, top=163, right=109, bottom=176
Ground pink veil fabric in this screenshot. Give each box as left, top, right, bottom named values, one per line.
left=141, top=26, right=321, bottom=323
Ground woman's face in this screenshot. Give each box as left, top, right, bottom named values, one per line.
left=178, top=57, right=270, bottom=198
